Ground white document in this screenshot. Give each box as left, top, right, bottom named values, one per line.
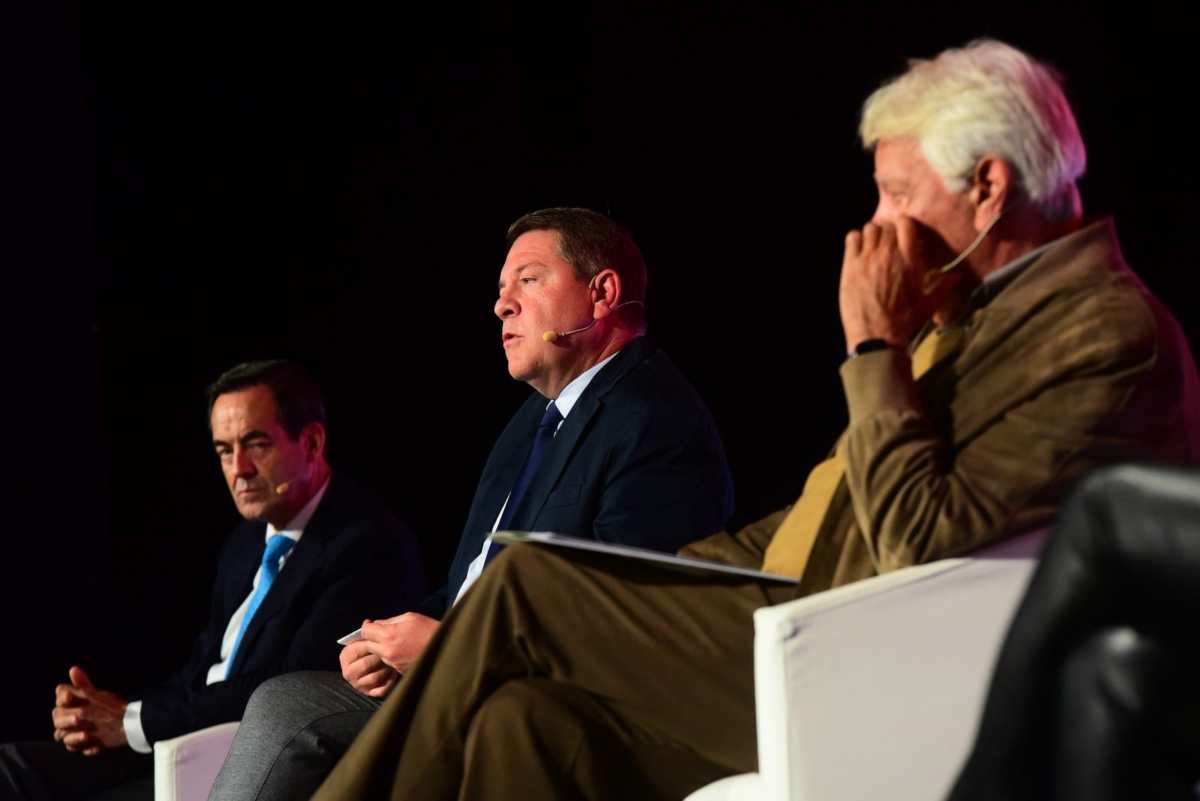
left=487, top=531, right=799, bottom=584
left=336, top=627, right=363, bottom=646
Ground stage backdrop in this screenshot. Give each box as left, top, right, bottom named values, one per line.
left=3, top=0, right=1196, bottom=741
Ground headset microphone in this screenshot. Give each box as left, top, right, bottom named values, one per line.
left=542, top=300, right=645, bottom=343
left=921, top=210, right=1005, bottom=295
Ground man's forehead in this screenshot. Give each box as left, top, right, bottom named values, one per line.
left=873, top=137, right=936, bottom=183
left=211, top=386, right=280, bottom=432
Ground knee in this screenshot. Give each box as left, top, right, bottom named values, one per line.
left=243, top=671, right=329, bottom=721
left=470, top=679, right=582, bottom=745
left=476, top=544, right=560, bottom=597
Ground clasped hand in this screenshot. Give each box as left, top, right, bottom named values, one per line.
left=51, top=666, right=129, bottom=756
left=339, top=612, right=440, bottom=698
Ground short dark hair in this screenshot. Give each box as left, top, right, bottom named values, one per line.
left=506, top=208, right=648, bottom=312
left=206, top=360, right=326, bottom=440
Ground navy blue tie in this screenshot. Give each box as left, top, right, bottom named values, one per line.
left=487, top=401, right=563, bottom=563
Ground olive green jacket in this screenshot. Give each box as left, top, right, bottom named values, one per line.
left=685, top=219, right=1200, bottom=597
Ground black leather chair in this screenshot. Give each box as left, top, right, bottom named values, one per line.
left=947, top=464, right=1200, bottom=801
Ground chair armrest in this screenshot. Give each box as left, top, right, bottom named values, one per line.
left=153, top=721, right=240, bottom=801
left=751, top=529, right=1045, bottom=801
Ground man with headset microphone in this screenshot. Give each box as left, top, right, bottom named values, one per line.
left=0, top=360, right=425, bottom=801
left=207, top=207, right=734, bottom=801
left=309, top=39, right=1200, bottom=801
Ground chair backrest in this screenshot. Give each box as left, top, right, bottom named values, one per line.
left=751, top=529, right=1046, bottom=801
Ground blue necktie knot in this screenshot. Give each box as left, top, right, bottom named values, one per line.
left=261, top=533, right=296, bottom=578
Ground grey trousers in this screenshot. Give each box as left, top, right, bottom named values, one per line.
left=207, top=671, right=381, bottom=801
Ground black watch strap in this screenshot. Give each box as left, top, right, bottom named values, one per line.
left=846, top=338, right=892, bottom=360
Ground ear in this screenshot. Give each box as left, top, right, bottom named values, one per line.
left=968, top=155, right=1014, bottom=230
left=589, top=269, right=622, bottom=319
left=300, top=422, right=327, bottom=462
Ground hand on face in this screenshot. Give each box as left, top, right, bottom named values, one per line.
left=51, top=666, right=129, bottom=756
left=839, top=215, right=961, bottom=352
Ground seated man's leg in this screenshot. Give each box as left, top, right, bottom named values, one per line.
left=314, top=544, right=793, bottom=801
left=462, top=678, right=733, bottom=801
left=207, top=671, right=381, bottom=801
left=0, top=740, right=149, bottom=801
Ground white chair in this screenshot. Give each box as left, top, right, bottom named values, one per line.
left=686, top=530, right=1046, bottom=801
left=153, top=721, right=240, bottom=801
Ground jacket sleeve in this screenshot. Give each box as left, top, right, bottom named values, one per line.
left=838, top=289, right=1163, bottom=572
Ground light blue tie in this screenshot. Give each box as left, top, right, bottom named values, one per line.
left=226, top=533, right=296, bottom=673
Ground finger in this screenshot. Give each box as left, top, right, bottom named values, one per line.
left=69, top=666, right=95, bottom=691
left=52, top=706, right=87, bottom=730
left=82, top=746, right=102, bottom=757
left=877, top=220, right=898, bottom=250
left=844, top=229, right=863, bottom=259
left=366, top=677, right=397, bottom=698
left=360, top=619, right=393, bottom=642
left=342, top=652, right=384, bottom=683
left=353, top=666, right=393, bottom=691
left=62, top=730, right=96, bottom=750
left=892, top=215, right=918, bottom=267
left=861, top=222, right=881, bottom=251
left=56, top=684, right=87, bottom=706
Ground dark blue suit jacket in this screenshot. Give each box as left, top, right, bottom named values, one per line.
left=138, top=474, right=425, bottom=743
left=420, top=337, right=733, bottom=618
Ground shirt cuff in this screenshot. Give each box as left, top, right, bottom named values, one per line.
left=123, top=700, right=152, bottom=754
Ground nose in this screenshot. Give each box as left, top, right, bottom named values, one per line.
left=872, top=194, right=894, bottom=225
left=494, top=287, right=517, bottom=320
left=233, top=446, right=257, bottom=478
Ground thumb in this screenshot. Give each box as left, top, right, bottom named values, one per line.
left=69, top=666, right=95, bottom=691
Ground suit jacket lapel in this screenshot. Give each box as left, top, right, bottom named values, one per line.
left=227, top=479, right=337, bottom=673
left=502, top=338, right=653, bottom=530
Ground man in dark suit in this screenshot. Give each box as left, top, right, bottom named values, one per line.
left=0, top=360, right=424, bottom=800
left=208, top=208, right=734, bottom=801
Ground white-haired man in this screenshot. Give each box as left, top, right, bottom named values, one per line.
left=309, top=40, right=1200, bottom=801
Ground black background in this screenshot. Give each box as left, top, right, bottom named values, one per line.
left=4, top=1, right=1197, bottom=740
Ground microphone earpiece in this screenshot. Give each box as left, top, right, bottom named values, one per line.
left=541, top=300, right=645, bottom=343
left=274, top=481, right=291, bottom=495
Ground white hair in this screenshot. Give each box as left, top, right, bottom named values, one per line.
left=860, top=39, right=1086, bottom=221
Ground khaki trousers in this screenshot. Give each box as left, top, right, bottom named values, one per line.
left=312, top=543, right=794, bottom=801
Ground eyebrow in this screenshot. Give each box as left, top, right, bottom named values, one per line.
left=213, top=430, right=273, bottom=449
left=498, top=262, right=545, bottom=290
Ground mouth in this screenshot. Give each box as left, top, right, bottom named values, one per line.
left=502, top=333, right=521, bottom=349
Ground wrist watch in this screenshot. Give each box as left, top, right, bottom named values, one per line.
left=846, top=338, right=893, bottom=360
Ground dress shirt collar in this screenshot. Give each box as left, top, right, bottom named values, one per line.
left=970, top=235, right=1060, bottom=309
left=264, top=475, right=331, bottom=544
left=551, top=349, right=621, bottom=420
